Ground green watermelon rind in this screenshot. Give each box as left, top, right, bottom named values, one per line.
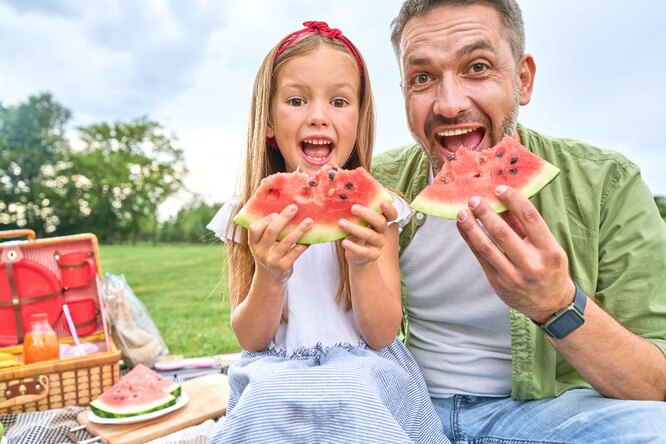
left=89, top=393, right=177, bottom=418
left=411, top=162, right=560, bottom=219
left=234, top=186, right=394, bottom=244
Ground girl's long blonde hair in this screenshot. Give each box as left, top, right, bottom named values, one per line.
left=226, top=30, right=375, bottom=313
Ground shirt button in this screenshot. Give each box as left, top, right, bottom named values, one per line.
left=415, top=212, right=424, bottom=220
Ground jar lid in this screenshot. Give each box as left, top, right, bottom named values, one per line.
left=30, top=312, right=49, bottom=322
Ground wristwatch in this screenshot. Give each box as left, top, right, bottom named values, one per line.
left=533, top=283, right=587, bottom=339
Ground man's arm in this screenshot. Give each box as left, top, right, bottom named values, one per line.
left=456, top=185, right=666, bottom=401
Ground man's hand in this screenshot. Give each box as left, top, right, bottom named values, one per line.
left=455, top=185, right=575, bottom=322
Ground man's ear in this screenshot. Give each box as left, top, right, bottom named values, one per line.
left=518, top=53, right=536, bottom=106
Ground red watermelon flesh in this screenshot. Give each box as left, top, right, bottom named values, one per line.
left=233, top=164, right=393, bottom=244
left=411, top=135, right=560, bottom=219
left=90, top=364, right=181, bottom=418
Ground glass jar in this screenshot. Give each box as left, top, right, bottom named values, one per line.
left=23, top=313, right=60, bottom=364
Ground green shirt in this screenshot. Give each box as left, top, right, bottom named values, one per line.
left=372, top=125, right=666, bottom=399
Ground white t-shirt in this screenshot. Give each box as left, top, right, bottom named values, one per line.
left=207, top=193, right=412, bottom=353
left=400, top=168, right=512, bottom=398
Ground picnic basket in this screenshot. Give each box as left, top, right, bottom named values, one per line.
left=0, top=229, right=121, bottom=413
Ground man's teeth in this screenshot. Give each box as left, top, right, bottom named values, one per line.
left=438, top=128, right=476, bottom=137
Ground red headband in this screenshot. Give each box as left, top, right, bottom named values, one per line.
left=275, top=21, right=365, bottom=89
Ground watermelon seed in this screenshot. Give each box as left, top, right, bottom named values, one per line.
left=308, top=181, right=317, bottom=187
left=344, top=182, right=353, bottom=189
left=447, top=155, right=455, bottom=161
left=510, top=156, right=518, bottom=164
left=509, top=168, right=518, bottom=174
left=496, top=151, right=504, bottom=158
left=497, top=169, right=503, bottom=176
left=331, top=166, right=338, bottom=171
left=339, top=194, right=348, bottom=200
left=328, top=171, right=336, bottom=180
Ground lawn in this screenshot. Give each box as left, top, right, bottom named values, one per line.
left=99, top=242, right=240, bottom=357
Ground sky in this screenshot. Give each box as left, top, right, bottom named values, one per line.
left=1, top=0, right=665, bottom=218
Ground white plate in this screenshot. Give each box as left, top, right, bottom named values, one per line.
left=88, top=392, right=189, bottom=425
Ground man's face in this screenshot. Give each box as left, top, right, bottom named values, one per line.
left=399, top=4, right=534, bottom=170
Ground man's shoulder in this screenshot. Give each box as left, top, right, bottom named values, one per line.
left=521, top=126, right=634, bottom=171
left=373, top=143, right=424, bottom=169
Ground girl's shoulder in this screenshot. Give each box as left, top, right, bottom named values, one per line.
left=207, top=199, right=240, bottom=242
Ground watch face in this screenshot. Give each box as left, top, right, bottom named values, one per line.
left=544, top=310, right=584, bottom=339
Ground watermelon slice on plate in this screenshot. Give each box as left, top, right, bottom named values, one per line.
left=233, top=164, right=394, bottom=244
left=411, top=135, right=560, bottom=219
left=89, top=364, right=183, bottom=420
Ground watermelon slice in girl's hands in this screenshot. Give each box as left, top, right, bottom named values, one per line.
left=233, top=164, right=394, bottom=244
left=411, top=135, right=560, bottom=219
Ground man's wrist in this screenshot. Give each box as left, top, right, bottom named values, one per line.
left=531, top=282, right=587, bottom=339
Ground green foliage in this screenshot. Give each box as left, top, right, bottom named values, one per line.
left=100, top=243, right=240, bottom=357
left=655, top=195, right=666, bottom=219
left=1, top=93, right=189, bottom=242
left=159, top=198, right=223, bottom=243
left=0, top=93, right=71, bottom=235
left=48, top=117, right=188, bottom=243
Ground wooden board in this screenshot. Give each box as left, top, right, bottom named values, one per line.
left=77, top=372, right=229, bottom=444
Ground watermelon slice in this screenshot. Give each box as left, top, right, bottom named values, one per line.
left=411, top=135, right=560, bottom=219
left=90, top=364, right=182, bottom=418
left=233, top=164, right=394, bottom=244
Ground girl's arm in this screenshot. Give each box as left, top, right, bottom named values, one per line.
left=340, top=201, right=402, bottom=350
left=231, top=204, right=312, bottom=351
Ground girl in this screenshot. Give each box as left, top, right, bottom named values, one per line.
left=208, top=21, right=449, bottom=444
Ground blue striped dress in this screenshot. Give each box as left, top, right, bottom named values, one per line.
left=208, top=196, right=449, bottom=443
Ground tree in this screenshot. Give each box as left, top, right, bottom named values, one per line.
left=159, top=198, right=222, bottom=243
left=0, top=93, right=71, bottom=235
left=44, top=117, right=188, bottom=243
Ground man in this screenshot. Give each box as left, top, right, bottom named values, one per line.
left=372, top=0, right=666, bottom=442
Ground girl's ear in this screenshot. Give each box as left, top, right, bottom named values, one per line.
left=266, top=123, right=275, bottom=139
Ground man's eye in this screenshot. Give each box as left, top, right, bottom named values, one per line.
left=331, top=98, right=348, bottom=107
left=288, top=98, right=305, bottom=106
left=469, top=63, right=488, bottom=74
left=413, top=74, right=430, bottom=84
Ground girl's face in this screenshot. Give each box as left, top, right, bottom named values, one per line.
left=267, top=45, right=361, bottom=175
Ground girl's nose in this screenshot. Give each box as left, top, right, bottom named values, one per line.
left=308, top=101, right=330, bottom=127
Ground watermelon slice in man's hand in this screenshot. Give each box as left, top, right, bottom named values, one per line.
left=411, top=135, right=560, bottom=219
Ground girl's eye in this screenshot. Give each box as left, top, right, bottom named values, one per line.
left=287, top=98, right=305, bottom=106
left=331, top=98, right=348, bottom=108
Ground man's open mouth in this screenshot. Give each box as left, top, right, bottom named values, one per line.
left=436, top=127, right=485, bottom=154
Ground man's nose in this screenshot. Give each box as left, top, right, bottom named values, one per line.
left=432, top=75, right=471, bottom=118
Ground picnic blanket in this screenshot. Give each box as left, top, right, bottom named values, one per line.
left=0, top=406, right=224, bottom=444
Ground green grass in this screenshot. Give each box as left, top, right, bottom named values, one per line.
left=99, top=242, right=241, bottom=357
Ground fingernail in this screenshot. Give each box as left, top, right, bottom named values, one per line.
left=496, top=185, right=508, bottom=195
left=303, top=218, right=312, bottom=227
left=288, top=204, right=297, bottom=213
left=351, top=204, right=360, bottom=214
left=457, top=210, right=468, bottom=222
left=469, top=196, right=481, bottom=209
left=270, top=213, right=278, bottom=220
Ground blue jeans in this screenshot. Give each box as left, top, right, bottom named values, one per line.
left=431, top=389, right=666, bottom=443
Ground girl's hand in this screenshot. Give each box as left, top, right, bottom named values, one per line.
left=339, top=201, right=397, bottom=265
left=247, top=204, right=312, bottom=283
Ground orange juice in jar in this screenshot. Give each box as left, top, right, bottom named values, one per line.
left=23, top=313, right=60, bottom=364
